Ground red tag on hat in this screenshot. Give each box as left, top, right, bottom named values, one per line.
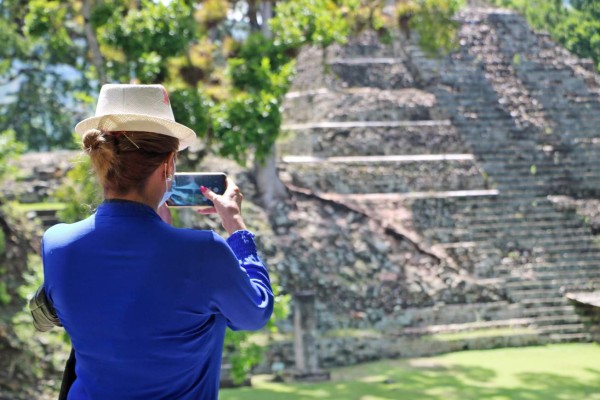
left=162, top=87, right=170, bottom=105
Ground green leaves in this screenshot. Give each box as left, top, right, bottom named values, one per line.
left=489, top=0, right=600, bottom=72
left=169, top=87, right=214, bottom=140
left=24, top=0, right=78, bottom=65
left=100, top=0, right=196, bottom=83
left=271, top=0, right=352, bottom=49
left=211, top=91, right=283, bottom=165
left=402, top=0, right=464, bottom=57
left=55, top=156, right=102, bottom=223
left=0, top=130, right=24, bottom=180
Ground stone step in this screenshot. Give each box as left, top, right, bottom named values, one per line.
left=498, top=188, right=600, bottom=199
left=400, top=317, right=535, bottom=336
left=516, top=287, right=600, bottom=301
left=506, top=269, right=600, bottom=283
left=317, top=189, right=499, bottom=202
left=531, top=243, right=600, bottom=255
left=495, top=262, right=600, bottom=276
left=451, top=205, right=561, bottom=218
left=520, top=305, right=576, bottom=318
left=491, top=169, right=600, bottom=180
left=456, top=212, right=577, bottom=225
left=281, top=156, right=486, bottom=194
left=282, top=88, right=441, bottom=124
left=281, top=154, right=475, bottom=163
left=281, top=120, right=452, bottom=130
left=483, top=160, right=600, bottom=172
left=328, top=59, right=415, bottom=89
left=544, top=252, right=600, bottom=263
left=521, top=297, right=569, bottom=308
left=537, top=323, right=587, bottom=335
left=508, top=253, right=598, bottom=266
left=421, top=227, right=592, bottom=245
left=508, top=288, right=565, bottom=301
left=326, top=30, right=396, bottom=58
left=545, top=332, right=593, bottom=343
left=425, top=221, right=586, bottom=237
left=329, top=57, right=403, bottom=65
left=278, top=124, right=469, bottom=157
left=25, top=209, right=61, bottom=229
left=506, top=278, right=600, bottom=293
left=454, top=213, right=586, bottom=227
left=532, top=314, right=584, bottom=326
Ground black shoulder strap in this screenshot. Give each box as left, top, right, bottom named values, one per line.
left=58, top=348, right=76, bottom=400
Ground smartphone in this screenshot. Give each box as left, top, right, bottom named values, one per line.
left=166, top=172, right=227, bottom=208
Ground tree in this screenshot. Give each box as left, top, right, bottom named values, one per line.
left=489, top=0, right=600, bottom=71
left=0, top=0, right=94, bottom=150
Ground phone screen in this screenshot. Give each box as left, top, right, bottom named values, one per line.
left=166, top=172, right=227, bottom=208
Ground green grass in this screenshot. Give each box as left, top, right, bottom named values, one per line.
left=12, top=202, right=66, bottom=212
left=220, top=343, right=600, bottom=400
left=426, top=327, right=537, bottom=342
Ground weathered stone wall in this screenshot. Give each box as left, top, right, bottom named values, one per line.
left=263, top=330, right=542, bottom=371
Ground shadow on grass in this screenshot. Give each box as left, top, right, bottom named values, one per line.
left=220, top=363, right=600, bottom=400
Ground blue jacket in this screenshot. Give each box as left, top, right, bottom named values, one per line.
left=42, top=200, right=274, bottom=399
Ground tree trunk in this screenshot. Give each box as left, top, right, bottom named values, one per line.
left=82, top=0, right=107, bottom=84
left=248, top=0, right=260, bottom=32
left=260, top=1, right=273, bottom=38
left=253, top=148, right=288, bottom=211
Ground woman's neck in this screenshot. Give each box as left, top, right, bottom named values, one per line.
left=104, top=190, right=157, bottom=211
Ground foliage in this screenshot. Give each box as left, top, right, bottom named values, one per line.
left=0, top=129, right=23, bottom=305
left=270, top=0, right=353, bottom=49
left=169, top=87, right=214, bottom=143
left=0, top=201, right=68, bottom=397
left=0, top=0, right=91, bottom=150
left=0, top=228, right=4, bottom=255
left=100, top=0, right=196, bottom=82
left=212, top=90, right=285, bottom=165
left=395, top=0, right=464, bottom=56
left=0, top=280, right=10, bottom=305
left=12, top=254, right=71, bottom=383
left=54, top=155, right=103, bottom=223
left=489, top=0, right=600, bottom=71
left=224, top=283, right=290, bottom=385
left=0, top=129, right=25, bottom=180
left=24, top=0, right=77, bottom=65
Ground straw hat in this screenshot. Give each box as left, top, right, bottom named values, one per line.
left=74, top=84, right=197, bottom=151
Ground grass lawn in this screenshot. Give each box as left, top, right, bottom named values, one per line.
left=12, top=202, right=66, bottom=212
left=220, top=343, right=600, bottom=400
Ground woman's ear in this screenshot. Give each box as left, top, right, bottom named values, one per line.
left=167, top=152, right=176, bottom=177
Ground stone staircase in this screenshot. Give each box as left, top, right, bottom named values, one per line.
left=402, top=7, right=600, bottom=343
left=273, top=6, right=600, bottom=367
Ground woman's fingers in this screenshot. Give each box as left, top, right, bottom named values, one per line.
left=196, top=207, right=217, bottom=214
left=199, top=178, right=246, bottom=235
left=201, top=185, right=217, bottom=201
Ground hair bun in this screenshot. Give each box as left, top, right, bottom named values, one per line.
left=82, top=129, right=106, bottom=153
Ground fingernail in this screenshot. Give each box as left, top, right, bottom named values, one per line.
left=200, top=186, right=207, bottom=193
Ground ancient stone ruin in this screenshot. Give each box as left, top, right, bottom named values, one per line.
left=269, top=5, right=600, bottom=371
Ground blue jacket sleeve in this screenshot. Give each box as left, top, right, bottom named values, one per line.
left=209, top=230, right=274, bottom=331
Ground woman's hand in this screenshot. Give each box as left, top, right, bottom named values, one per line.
left=198, top=178, right=247, bottom=235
